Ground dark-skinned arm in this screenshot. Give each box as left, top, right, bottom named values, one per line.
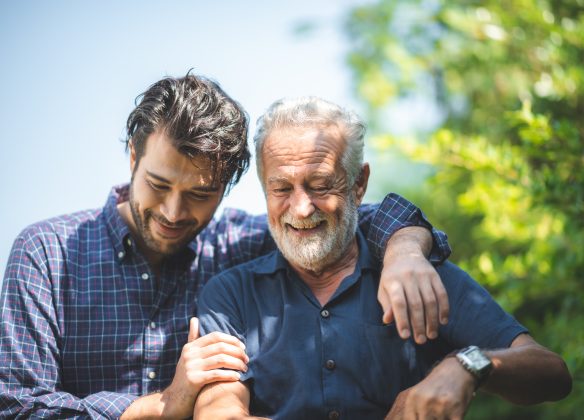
left=387, top=334, right=572, bottom=420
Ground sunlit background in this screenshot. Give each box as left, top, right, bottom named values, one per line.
left=2, top=2, right=582, bottom=417
left=0, top=0, right=382, bottom=276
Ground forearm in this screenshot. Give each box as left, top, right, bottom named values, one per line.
left=0, top=389, right=137, bottom=419
left=384, top=226, right=432, bottom=262
left=482, top=335, right=572, bottom=404
left=121, top=392, right=169, bottom=419
left=194, top=382, right=253, bottom=420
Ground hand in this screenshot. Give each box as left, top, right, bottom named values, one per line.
left=160, top=317, right=249, bottom=419
left=386, top=357, right=475, bottom=420
left=378, top=227, right=449, bottom=344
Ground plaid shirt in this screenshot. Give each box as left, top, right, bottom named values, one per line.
left=0, top=184, right=449, bottom=419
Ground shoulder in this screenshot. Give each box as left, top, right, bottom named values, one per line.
left=12, top=208, right=103, bottom=256
left=205, top=251, right=279, bottom=287
left=435, top=261, right=527, bottom=348
left=206, top=208, right=267, bottom=232
left=434, top=261, right=496, bottom=307
left=18, top=208, right=101, bottom=238
left=201, top=252, right=279, bottom=298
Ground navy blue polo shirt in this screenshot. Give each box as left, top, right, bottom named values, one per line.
left=198, top=232, right=527, bottom=419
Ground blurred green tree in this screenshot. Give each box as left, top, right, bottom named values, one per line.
left=345, top=0, right=583, bottom=418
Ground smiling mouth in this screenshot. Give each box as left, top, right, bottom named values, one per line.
left=152, top=218, right=191, bottom=239
left=286, top=220, right=326, bottom=233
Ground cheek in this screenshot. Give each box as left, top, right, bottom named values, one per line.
left=314, top=195, right=345, bottom=215
left=266, top=196, right=286, bottom=224
left=132, top=177, right=160, bottom=209
left=190, top=197, right=222, bottom=223
left=135, top=187, right=159, bottom=211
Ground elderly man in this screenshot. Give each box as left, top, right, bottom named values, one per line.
left=194, top=97, right=572, bottom=419
left=0, top=73, right=452, bottom=419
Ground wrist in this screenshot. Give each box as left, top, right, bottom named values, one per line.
left=159, top=385, right=197, bottom=419
left=121, top=392, right=167, bottom=420
left=384, top=227, right=432, bottom=260
left=454, top=346, right=493, bottom=390
left=439, top=356, right=478, bottom=390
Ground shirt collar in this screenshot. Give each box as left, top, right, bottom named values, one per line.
left=103, top=183, right=197, bottom=264
left=253, top=229, right=376, bottom=275
left=103, top=184, right=133, bottom=261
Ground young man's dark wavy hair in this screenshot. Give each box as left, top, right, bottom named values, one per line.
left=125, top=71, right=250, bottom=193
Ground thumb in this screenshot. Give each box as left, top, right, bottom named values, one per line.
left=188, top=317, right=200, bottom=342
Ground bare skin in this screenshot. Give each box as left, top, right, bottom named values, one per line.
left=195, top=124, right=571, bottom=419
left=120, top=130, right=448, bottom=417
left=386, top=334, right=572, bottom=420
left=381, top=227, right=449, bottom=343
left=120, top=318, right=248, bottom=419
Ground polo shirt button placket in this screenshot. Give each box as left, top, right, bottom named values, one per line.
left=320, top=309, right=330, bottom=318
left=325, top=359, right=336, bottom=370
left=328, top=409, right=340, bottom=420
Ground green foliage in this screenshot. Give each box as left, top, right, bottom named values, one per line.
left=346, top=0, right=584, bottom=417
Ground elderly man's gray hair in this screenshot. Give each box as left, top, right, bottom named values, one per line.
left=253, top=96, right=366, bottom=189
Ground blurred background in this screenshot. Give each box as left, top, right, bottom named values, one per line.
left=1, top=0, right=582, bottom=417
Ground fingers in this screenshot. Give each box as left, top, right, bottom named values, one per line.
left=418, top=279, right=439, bottom=340
left=188, top=317, right=200, bottom=342
left=196, top=341, right=249, bottom=365
left=432, top=276, right=450, bottom=325
left=194, top=330, right=246, bottom=350
left=382, top=308, right=395, bottom=326
left=379, top=258, right=449, bottom=344
left=385, top=282, right=411, bottom=340
left=385, top=275, right=443, bottom=344
left=377, top=288, right=394, bottom=325
left=188, top=368, right=242, bottom=386
left=402, top=281, right=426, bottom=344
left=187, top=350, right=248, bottom=373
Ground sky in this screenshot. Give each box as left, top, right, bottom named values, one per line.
left=0, top=0, right=387, bottom=277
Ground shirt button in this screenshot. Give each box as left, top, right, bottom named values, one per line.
left=320, top=309, right=330, bottom=318
left=117, top=251, right=125, bottom=259
left=141, top=273, right=149, bottom=280
left=328, top=410, right=340, bottom=420
left=149, top=322, right=157, bottom=329
left=325, top=359, right=336, bottom=370
left=148, top=371, right=157, bottom=380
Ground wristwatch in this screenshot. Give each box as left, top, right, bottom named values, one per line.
left=455, top=346, right=493, bottom=389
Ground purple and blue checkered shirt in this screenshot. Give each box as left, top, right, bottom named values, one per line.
left=0, top=184, right=449, bottom=419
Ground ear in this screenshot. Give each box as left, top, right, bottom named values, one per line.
left=129, top=139, right=137, bottom=173
left=352, top=163, right=370, bottom=206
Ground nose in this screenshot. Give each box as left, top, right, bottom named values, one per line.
left=160, top=192, right=186, bottom=224
left=289, top=188, right=315, bottom=219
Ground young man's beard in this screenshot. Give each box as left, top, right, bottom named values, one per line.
left=128, top=183, right=198, bottom=257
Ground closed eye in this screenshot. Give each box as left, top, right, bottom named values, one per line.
left=187, top=192, right=212, bottom=201
left=147, top=181, right=169, bottom=191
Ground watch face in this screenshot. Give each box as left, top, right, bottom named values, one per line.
left=466, top=349, right=491, bottom=370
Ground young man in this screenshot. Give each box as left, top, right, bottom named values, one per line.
left=0, top=74, right=451, bottom=418
left=195, top=97, right=571, bottom=419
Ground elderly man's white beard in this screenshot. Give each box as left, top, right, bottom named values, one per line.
left=268, top=196, right=359, bottom=273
